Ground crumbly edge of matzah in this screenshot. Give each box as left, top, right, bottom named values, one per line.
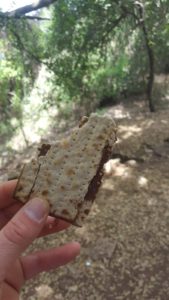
left=14, top=143, right=52, bottom=203
left=14, top=160, right=40, bottom=203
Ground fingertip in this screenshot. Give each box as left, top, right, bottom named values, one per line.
left=69, top=241, right=81, bottom=255
left=24, top=198, right=49, bottom=223
left=0, top=180, right=18, bottom=209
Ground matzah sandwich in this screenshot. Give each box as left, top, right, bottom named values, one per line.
left=14, top=114, right=117, bottom=226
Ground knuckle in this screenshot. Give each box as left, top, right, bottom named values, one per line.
left=3, top=219, right=28, bottom=246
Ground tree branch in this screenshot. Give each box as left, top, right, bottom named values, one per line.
left=0, top=14, right=51, bottom=21
left=100, top=13, right=126, bottom=46
left=10, top=28, right=45, bottom=65
left=74, top=13, right=125, bottom=71
left=4, top=0, right=58, bottom=17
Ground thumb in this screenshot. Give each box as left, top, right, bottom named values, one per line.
left=0, top=198, right=49, bottom=280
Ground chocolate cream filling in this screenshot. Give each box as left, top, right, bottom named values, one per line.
left=73, top=142, right=112, bottom=225
left=84, top=142, right=112, bottom=201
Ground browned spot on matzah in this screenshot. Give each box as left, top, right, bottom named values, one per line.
left=97, top=134, right=105, bottom=140
left=93, top=143, right=100, bottom=149
left=61, top=139, right=69, bottom=148
left=42, top=190, right=48, bottom=196
left=54, top=159, right=63, bottom=166
left=66, top=169, right=76, bottom=176
left=62, top=209, right=69, bottom=215
left=72, top=183, right=79, bottom=190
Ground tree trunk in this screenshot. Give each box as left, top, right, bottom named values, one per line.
left=137, top=3, right=155, bottom=112
left=142, top=24, right=155, bottom=112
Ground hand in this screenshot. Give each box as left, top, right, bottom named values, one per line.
left=0, top=181, right=80, bottom=300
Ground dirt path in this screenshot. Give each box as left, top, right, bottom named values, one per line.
left=2, top=101, right=169, bottom=300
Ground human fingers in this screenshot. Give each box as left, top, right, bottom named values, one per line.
left=21, top=242, right=80, bottom=280
left=0, top=206, right=70, bottom=235
left=0, top=281, right=18, bottom=300
left=0, top=198, right=49, bottom=281
left=0, top=180, right=17, bottom=209
left=0, top=202, right=23, bottom=229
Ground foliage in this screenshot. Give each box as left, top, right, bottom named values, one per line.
left=46, top=0, right=169, bottom=108
left=0, top=0, right=169, bottom=144
left=47, top=1, right=125, bottom=101
left=0, top=17, right=47, bottom=142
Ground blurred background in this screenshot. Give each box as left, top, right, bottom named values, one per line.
left=0, top=1, right=169, bottom=299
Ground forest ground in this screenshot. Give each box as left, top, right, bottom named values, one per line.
left=1, top=92, right=169, bottom=300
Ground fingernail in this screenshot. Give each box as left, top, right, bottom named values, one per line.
left=24, top=198, right=49, bottom=223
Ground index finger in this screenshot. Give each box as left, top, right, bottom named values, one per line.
left=0, top=180, right=18, bottom=209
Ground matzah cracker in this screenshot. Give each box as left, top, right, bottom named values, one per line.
left=14, top=114, right=117, bottom=226
left=14, top=160, right=39, bottom=203
left=14, top=143, right=51, bottom=203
